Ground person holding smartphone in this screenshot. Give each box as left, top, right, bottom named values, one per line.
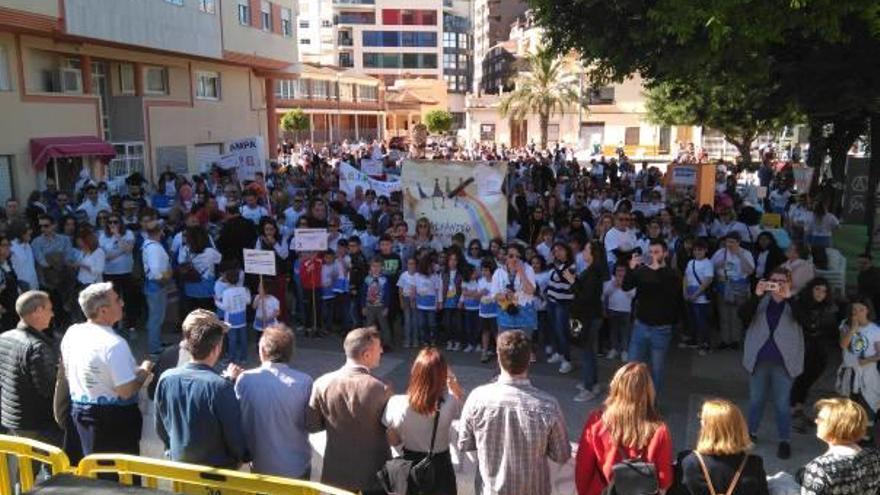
left=491, top=244, right=537, bottom=337
left=740, top=268, right=805, bottom=460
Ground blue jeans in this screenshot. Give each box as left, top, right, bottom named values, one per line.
left=748, top=361, right=793, bottom=441
left=628, top=320, right=673, bottom=393
left=401, top=298, right=417, bottom=345
left=144, top=288, right=167, bottom=355
left=547, top=300, right=571, bottom=360
left=417, top=309, right=437, bottom=345
left=688, top=303, right=711, bottom=347
left=607, top=310, right=632, bottom=354
left=581, top=318, right=603, bottom=389
left=227, top=326, right=248, bottom=364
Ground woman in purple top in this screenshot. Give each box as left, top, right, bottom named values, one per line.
left=740, top=267, right=805, bottom=461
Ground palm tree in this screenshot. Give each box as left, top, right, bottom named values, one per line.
left=499, top=45, right=585, bottom=149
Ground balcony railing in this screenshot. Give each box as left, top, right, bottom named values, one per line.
left=333, top=0, right=374, bottom=5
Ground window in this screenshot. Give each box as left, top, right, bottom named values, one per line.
left=238, top=1, right=250, bottom=25
left=0, top=156, right=14, bottom=204
left=443, top=53, right=455, bottom=69
left=443, top=32, right=456, bottom=48
left=165, top=0, right=183, bottom=5
left=299, top=20, right=309, bottom=28
left=382, top=9, right=436, bottom=25
left=625, top=127, right=640, bottom=146
left=144, top=66, right=168, bottom=94
left=261, top=1, right=271, bottom=31
left=322, top=19, right=332, bottom=27
left=0, top=46, right=11, bottom=91
left=196, top=71, right=220, bottom=100
left=337, top=11, right=375, bottom=24
left=358, top=85, right=377, bottom=102
left=339, top=52, right=354, bottom=68
left=339, top=83, right=353, bottom=101
left=300, top=38, right=311, bottom=44
left=118, top=63, right=134, bottom=94
left=199, top=0, right=216, bottom=13
left=588, top=86, right=615, bottom=104
left=281, top=8, right=292, bottom=36
left=311, top=80, right=328, bottom=99
left=362, top=31, right=436, bottom=47
left=548, top=124, right=560, bottom=142
left=275, top=79, right=299, bottom=99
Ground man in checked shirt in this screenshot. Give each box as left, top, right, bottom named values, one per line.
left=458, top=330, right=572, bottom=495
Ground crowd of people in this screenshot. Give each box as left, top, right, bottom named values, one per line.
left=0, top=138, right=878, bottom=495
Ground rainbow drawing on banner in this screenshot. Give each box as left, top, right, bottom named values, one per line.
left=457, top=192, right=503, bottom=241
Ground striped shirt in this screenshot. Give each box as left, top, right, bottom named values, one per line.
left=545, top=262, right=576, bottom=303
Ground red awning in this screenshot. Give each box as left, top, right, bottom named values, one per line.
left=30, top=136, right=116, bottom=171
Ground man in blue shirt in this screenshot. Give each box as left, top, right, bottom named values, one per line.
left=154, top=310, right=248, bottom=468
left=235, top=324, right=313, bottom=479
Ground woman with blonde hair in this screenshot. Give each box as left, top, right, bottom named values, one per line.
left=799, top=398, right=880, bottom=494
left=681, top=399, right=769, bottom=495
left=574, top=362, right=673, bottom=495
left=382, top=347, right=465, bottom=495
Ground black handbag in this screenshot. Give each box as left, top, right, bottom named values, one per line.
left=377, top=406, right=441, bottom=495
left=601, top=445, right=659, bottom=495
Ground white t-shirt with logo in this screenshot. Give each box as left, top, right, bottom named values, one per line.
left=61, top=322, right=138, bottom=405
left=684, top=258, right=714, bottom=304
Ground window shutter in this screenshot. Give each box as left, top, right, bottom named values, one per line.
left=249, top=0, right=261, bottom=27
left=272, top=3, right=282, bottom=33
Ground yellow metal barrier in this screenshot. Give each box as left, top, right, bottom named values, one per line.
left=77, top=454, right=356, bottom=495
left=0, top=434, right=71, bottom=492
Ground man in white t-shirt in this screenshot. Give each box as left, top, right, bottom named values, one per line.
left=61, top=282, right=153, bottom=456
left=603, top=212, right=637, bottom=267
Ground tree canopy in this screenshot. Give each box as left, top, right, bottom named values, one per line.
left=424, top=109, right=454, bottom=135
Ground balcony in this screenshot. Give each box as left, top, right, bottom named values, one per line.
left=443, top=0, right=453, bottom=9
left=338, top=32, right=354, bottom=46
left=332, top=0, right=375, bottom=9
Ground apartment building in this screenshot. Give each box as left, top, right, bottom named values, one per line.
left=465, top=14, right=698, bottom=156
left=471, top=0, right=527, bottom=96
left=296, top=0, right=336, bottom=65
left=0, top=0, right=303, bottom=199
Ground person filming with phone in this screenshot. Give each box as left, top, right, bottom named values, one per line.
left=739, top=267, right=805, bottom=460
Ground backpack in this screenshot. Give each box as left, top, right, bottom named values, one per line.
left=601, top=445, right=659, bottom=495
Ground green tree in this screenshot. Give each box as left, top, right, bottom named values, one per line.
left=646, top=76, right=796, bottom=167
left=280, top=108, right=309, bottom=142
left=499, top=45, right=584, bottom=149
left=424, top=109, right=454, bottom=135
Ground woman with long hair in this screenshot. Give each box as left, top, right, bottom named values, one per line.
left=100, top=212, right=136, bottom=330
left=752, top=232, right=785, bottom=281
left=545, top=242, right=576, bottom=374
left=178, top=225, right=222, bottom=314
left=835, top=296, right=880, bottom=434
left=383, top=347, right=465, bottom=495
left=413, top=216, right=443, bottom=254
left=680, top=399, right=769, bottom=495
left=782, top=240, right=815, bottom=295
left=574, top=362, right=673, bottom=495
left=791, top=278, right=840, bottom=431
left=804, top=201, right=839, bottom=249
left=571, top=240, right=607, bottom=402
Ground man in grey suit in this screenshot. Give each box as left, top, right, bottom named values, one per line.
left=307, top=327, right=391, bottom=494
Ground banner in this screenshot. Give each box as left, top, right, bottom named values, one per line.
left=670, top=165, right=697, bottom=186
left=842, top=156, right=869, bottom=224
left=339, top=162, right=401, bottom=198
left=401, top=160, right=507, bottom=246
left=360, top=158, right=384, bottom=176
left=219, top=136, right=266, bottom=181
left=792, top=165, right=814, bottom=194
left=243, top=249, right=276, bottom=276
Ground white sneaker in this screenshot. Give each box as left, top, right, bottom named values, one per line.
left=463, top=344, right=474, bottom=353
left=547, top=353, right=563, bottom=364
left=574, top=389, right=597, bottom=402
left=454, top=342, right=463, bottom=351
left=620, top=351, right=628, bottom=362
left=559, top=361, right=574, bottom=374
left=475, top=345, right=483, bottom=353
left=606, top=349, right=618, bottom=360
left=544, top=345, right=553, bottom=356
left=446, top=342, right=454, bottom=351
left=575, top=383, right=587, bottom=392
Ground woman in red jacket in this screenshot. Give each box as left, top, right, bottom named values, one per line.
left=574, top=362, right=674, bottom=495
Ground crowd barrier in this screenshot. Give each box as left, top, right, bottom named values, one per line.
left=0, top=435, right=355, bottom=495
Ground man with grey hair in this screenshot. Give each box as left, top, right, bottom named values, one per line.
left=308, top=327, right=390, bottom=494
left=60, top=282, right=153, bottom=456
left=0, top=291, right=59, bottom=444
left=235, top=324, right=313, bottom=479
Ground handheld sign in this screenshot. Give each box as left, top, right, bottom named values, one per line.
left=293, top=228, right=329, bottom=252
left=243, top=249, right=276, bottom=276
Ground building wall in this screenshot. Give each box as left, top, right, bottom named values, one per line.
left=0, top=0, right=59, bottom=18
left=0, top=33, right=101, bottom=199
left=472, top=0, right=527, bottom=94
left=220, top=0, right=298, bottom=64
left=64, top=0, right=223, bottom=59
left=296, top=0, right=335, bottom=65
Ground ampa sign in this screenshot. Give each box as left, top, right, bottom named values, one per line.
left=219, top=136, right=266, bottom=181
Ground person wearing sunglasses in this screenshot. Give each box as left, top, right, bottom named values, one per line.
left=100, top=214, right=137, bottom=333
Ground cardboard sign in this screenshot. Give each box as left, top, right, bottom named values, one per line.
left=338, top=162, right=401, bottom=198
left=361, top=158, right=384, bottom=176
left=670, top=165, right=697, bottom=186
left=219, top=136, right=266, bottom=181
left=243, top=249, right=276, bottom=276
left=292, top=228, right=329, bottom=252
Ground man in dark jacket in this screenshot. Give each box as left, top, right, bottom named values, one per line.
left=0, top=290, right=60, bottom=444
left=624, top=239, right=683, bottom=394
left=216, top=203, right=257, bottom=267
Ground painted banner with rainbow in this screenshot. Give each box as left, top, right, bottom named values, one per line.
left=401, top=160, right=508, bottom=246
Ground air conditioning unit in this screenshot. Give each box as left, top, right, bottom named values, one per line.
left=49, top=68, right=83, bottom=94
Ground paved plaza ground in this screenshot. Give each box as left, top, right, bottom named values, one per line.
left=137, top=323, right=833, bottom=494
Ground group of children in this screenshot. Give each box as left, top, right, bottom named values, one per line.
left=213, top=267, right=281, bottom=364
